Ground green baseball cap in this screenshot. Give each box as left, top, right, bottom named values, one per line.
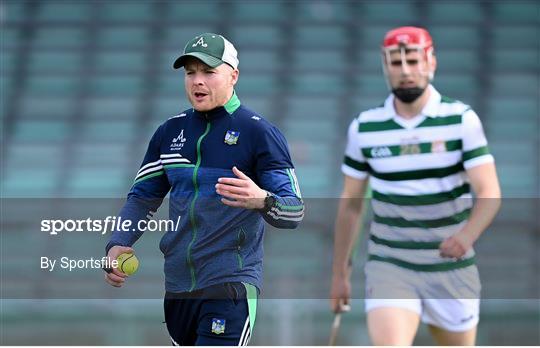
left=173, top=33, right=239, bottom=70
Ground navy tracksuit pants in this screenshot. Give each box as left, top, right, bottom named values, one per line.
left=164, top=282, right=254, bottom=346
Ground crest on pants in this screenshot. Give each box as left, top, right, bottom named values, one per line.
left=211, top=318, right=226, bottom=334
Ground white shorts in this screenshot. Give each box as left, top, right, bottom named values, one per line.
left=364, top=260, right=481, bottom=332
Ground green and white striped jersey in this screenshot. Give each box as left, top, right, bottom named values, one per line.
left=342, top=85, right=494, bottom=271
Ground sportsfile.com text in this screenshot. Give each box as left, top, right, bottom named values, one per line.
left=40, top=216, right=182, bottom=235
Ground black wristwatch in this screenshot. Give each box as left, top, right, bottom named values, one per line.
left=259, top=190, right=276, bottom=212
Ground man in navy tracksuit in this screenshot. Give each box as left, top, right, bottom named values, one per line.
left=103, top=33, right=304, bottom=345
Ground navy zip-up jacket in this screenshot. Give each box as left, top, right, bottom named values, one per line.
left=106, top=92, right=304, bottom=293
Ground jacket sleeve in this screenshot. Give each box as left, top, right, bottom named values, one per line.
left=106, top=124, right=171, bottom=253
left=255, top=125, right=304, bottom=229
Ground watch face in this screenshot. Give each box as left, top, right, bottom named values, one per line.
left=265, top=194, right=276, bottom=210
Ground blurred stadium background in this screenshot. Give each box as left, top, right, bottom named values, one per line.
left=1, top=0, right=539, bottom=345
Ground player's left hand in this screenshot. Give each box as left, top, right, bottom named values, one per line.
left=216, top=166, right=266, bottom=210
left=439, top=231, right=474, bottom=259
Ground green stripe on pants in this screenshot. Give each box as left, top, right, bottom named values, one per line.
left=243, top=283, right=258, bottom=335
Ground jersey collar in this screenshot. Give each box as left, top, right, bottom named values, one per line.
left=193, top=91, right=241, bottom=120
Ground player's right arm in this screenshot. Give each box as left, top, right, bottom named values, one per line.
left=330, top=175, right=368, bottom=312
left=104, top=123, right=171, bottom=287
left=104, top=245, right=134, bottom=287
left=330, top=116, right=370, bottom=312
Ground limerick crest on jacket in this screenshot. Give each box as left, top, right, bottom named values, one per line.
left=224, top=130, right=239, bottom=145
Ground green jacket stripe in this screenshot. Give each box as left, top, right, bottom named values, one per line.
left=275, top=201, right=304, bottom=211
left=187, top=122, right=212, bottom=291
left=133, top=170, right=164, bottom=185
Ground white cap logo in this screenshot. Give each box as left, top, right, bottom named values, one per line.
left=192, top=37, right=208, bottom=48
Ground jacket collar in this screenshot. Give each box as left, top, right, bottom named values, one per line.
left=193, top=91, right=241, bottom=120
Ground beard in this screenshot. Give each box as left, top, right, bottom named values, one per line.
left=392, top=86, right=426, bottom=103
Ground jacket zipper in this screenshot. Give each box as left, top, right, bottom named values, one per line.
left=236, top=227, right=246, bottom=269
left=186, top=119, right=211, bottom=291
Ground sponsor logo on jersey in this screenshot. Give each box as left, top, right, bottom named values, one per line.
left=371, top=146, right=392, bottom=158
left=170, top=130, right=186, bottom=151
